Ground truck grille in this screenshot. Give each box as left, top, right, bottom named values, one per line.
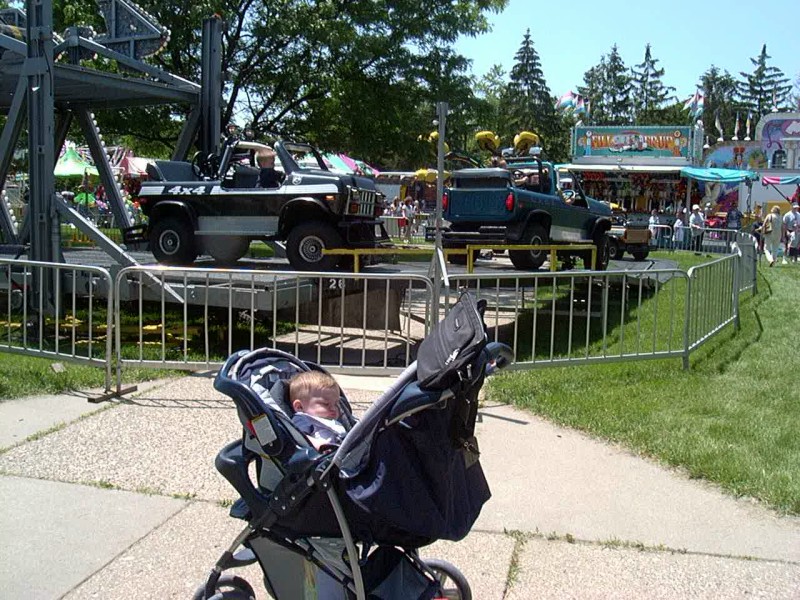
left=347, top=187, right=379, bottom=217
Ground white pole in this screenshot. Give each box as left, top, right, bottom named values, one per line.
left=433, top=101, right=448, bottom=320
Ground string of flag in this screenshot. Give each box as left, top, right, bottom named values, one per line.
left=682, top=90, right=705, bottom=118
left=555, top=91, right=589, bottom=116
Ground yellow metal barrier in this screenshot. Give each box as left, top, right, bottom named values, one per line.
left=324, top=243, right=598, bottom=273
left=465, top=243, right=597, bottom=273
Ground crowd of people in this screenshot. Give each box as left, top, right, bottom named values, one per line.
left=383, top=195, right=423, bottom=242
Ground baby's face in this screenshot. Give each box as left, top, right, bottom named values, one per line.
left=297, top=387, right=340, bottom=419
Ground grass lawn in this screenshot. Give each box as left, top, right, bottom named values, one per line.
left=0, top=352, right=180, bottom=400
left=487, top=260, right=800, bottom=515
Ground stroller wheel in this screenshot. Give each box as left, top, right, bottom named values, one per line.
left=192, top=574, right=255, bottom=600
left=425, top=559, right=471, bottom=600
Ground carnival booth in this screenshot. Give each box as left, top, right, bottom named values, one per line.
left=561, top=125, right=705, bottom=215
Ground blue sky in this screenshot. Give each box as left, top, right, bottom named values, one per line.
left=455, top=0, right=799, bottom=101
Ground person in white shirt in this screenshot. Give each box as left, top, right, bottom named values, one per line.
left=672, top=209, right=686, bottom=251
left=782, top=203, right=800, bottom=264
left=648, top=209, right=659, bottom=247
left=401, top=196, right=416, bottom=241
left=689, top=204, right=705, bottom=254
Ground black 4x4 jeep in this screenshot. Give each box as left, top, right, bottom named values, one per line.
left=132, top=135, right=386, bottom=270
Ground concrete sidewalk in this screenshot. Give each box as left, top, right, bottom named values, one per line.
left=0, top=374, right=798, bottom=599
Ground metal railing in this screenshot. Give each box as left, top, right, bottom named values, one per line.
left=441, top=267, right=691, bottom=369
left=113, top=266, right=435, bottom=392
left=0, top=225, right=760, bottom=395
left=380, top=213, right=432, bottom=244
left=686, top=247, right=741, bottom=356
left=0, top=258, right=113, bottom=390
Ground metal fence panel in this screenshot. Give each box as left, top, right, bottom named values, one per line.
left=0, top=258, right=113, bottom=390
left=442, top=268, right=691, bottom=369
left=686, top=251, right=740, bottom=353
left=113, top=266, right=434, bottom=392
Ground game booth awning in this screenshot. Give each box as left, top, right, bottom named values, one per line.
left=679, top=167, right=759, bottom=183
left=761, top=175, right=800, bottom=186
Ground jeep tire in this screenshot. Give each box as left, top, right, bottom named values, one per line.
left=631, top=248, right=650, bottom=261
left=286, top=221, right=343, bottom=271
left=509, top=223, right=548, bottom=270
left=585, top=233, right=610, bottom=270
left=150, top=217, right=198, bottom=265
left=607, top=237, right=622, bottom=260
left=204, top=236, right=251, bottom=265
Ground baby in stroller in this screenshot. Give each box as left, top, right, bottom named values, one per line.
left=196, top=293, right=512, bottom=600
left=289, top=371, right=347, bottom=450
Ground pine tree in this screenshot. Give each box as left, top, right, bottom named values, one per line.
left=603, top=45, right=633, bottom=125
left=699, top=65, right=738, bottom=138
left=577, top=58, right=607, bottom=125
left=504, top=29, right=561, bottom=157
left=631, top=44, right=675, bottom=124
left=738, top=45, right=792, bottom=117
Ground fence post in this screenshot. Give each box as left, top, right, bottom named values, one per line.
left=682, top=273, right=692, bottom=370
left=733, top=249, right=741, bottom=331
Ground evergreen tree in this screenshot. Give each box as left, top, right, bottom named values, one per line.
left=504, top=29, right=562, bottom=158
left=631, top=44, right=675, bottom=124
left=474, top=64, right=511, bottom=144
left=700, top=65, right=738, bottom=138
left=603, top=45, right=633, bottom=125
left=577, top=58, right=607, bottom=125
left=737, top=45, right=792, bottom=117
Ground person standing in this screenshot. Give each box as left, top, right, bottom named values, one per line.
left=401, top=196, right=415, bottom=242
left=648, top=209, right=660, bottom=248
left=726, top=205, right=743, bottom=231
left=689, top=204, right=705, bottom=254
left=759, top=207, right=783, bottom=267
left=782, top=202, right=800, bottom=264
left=672, top=209, right=686, bottom=251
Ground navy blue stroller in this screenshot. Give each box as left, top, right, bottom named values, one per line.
left=196, top=293, right=512, bottom=599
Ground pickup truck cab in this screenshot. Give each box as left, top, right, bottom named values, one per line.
left=441, top=158, right=613, bottom=270
left=132, top=134, right=386, bottom=270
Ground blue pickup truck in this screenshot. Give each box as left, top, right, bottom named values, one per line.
left=439, top=158, right=613, bottom=270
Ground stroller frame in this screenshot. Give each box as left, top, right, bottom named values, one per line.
left=199, top=339, right=512, bottom=600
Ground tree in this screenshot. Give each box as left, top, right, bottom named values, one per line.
left=577, top=58, right=607, bottom=125
left=699, top=65, right=738, bottom=138
left=737, top=45, right=792, bottom=117
left=631, top=44, right=675, bottom=124
left=603, top=45, right=633, bottom=125
left=48, top=0, right=509, bottom=168
left=473, top=64, right=510, bottom=144
left=504, top=29, right=564, bottom=160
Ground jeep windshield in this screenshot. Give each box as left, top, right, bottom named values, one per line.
left=282, top=142, right=328, bottom=172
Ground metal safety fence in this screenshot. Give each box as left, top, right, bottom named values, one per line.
left=0, top=231, right=757, bottom=396
left=113, top=266, right=435, bottom=393
left=0, top=258, right=113, bottom=390
left=441, top=268, right=692, bottom=370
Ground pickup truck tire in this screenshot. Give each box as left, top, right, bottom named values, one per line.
left=150, top=217, right=198, bottom=265
left=286, top=221, right=343, bottom=271
left=607, top=237, right=622, bottom=260
left=509, top=224, right=548, bottom=270
left=586, top=234, right=611, bottom=271
left=204, top=236, right=251, bottom=265
left=631, top=248, right=650, bottom=261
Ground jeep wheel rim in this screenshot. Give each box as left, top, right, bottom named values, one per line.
left=158, top=230, right=180, bottom=256
left=530, top=235, right=543, bottom=258
left=299, top=235, right=325, bottom=263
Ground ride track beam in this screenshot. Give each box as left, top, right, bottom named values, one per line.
left=75, top=108, right=133, bottom=230
left=53, top=34, right=200, bottom=92
left=0, top=76, right=27, bottom=244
